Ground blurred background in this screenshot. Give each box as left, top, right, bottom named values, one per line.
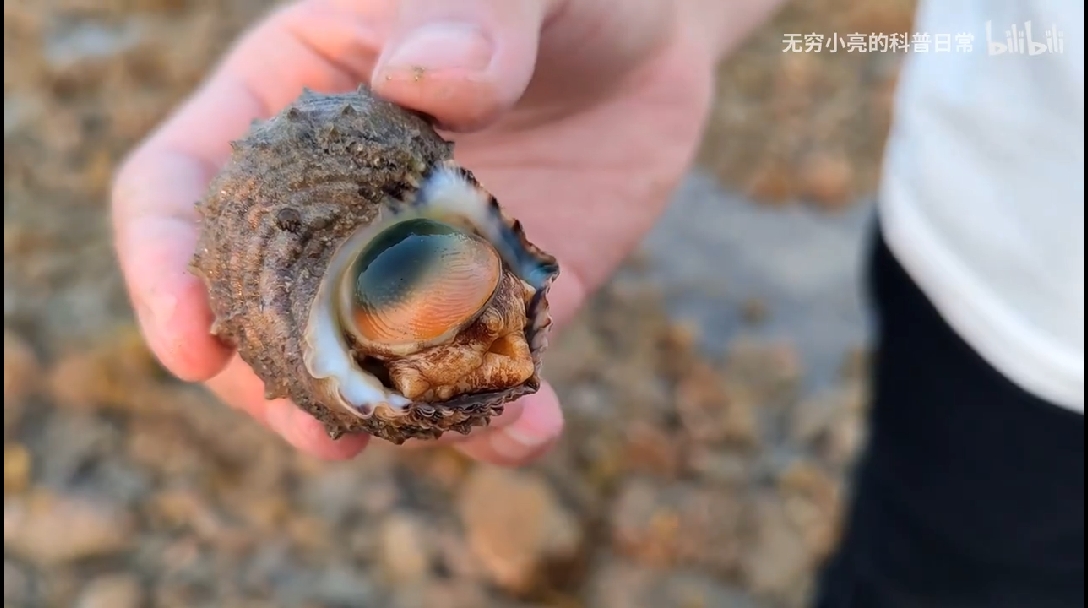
left=4, top=0, right=918, bottom=606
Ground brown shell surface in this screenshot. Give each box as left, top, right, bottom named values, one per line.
left=189, top=86, right=556, bottom=444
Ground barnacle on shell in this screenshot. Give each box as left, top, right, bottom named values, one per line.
left=189, top=86, right=559, bottom=444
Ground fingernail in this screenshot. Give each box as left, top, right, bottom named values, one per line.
left=382, top=23, right=493, bottom=74
left=488, top=425, right=552, bottom=462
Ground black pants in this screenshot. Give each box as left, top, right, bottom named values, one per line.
left=813, top=227, right=1084, bottom=608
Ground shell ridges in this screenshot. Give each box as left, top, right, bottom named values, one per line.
left=189, top=85, right=559, bottom=445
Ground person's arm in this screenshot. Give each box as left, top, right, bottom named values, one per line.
left=682, top=0, right=792, bottom=61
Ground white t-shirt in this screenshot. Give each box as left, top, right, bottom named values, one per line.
left=879, top=0, right=1084, bottom=413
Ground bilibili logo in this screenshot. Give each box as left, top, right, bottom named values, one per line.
left=986, top=21, right=1066, bottom=55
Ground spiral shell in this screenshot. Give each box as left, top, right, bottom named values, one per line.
left=189, top=86, right=559, bottom=444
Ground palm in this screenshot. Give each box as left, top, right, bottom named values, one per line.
left=111, top=1, right=717, bottom=461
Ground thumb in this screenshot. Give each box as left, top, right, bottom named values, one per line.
left=371, top=0, right=558, bottom=132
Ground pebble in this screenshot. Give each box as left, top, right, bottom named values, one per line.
left=42, top=18, right=146, bottom=89
left=148, top=488, right=252, bottom=554
left=675, top=359, right=759, bottom=448
left=4, top=444, right=32, bottom=494
left=379, top=512, right=432, bottom=584
left=721, top=337, right=804, bottom=411
left=389, top=580, right=493, bottom=608
left=739, top=493, right=813, bottom=602
left=75, top=574, right=143, bottom=608
left=308, top=565, right=380, bottom=607
left=798, top=151, right=855, bottom=210
left=620, top=420, right=685, bottom=477
left=587, top=562, right=761, bottom=608
left=3, top=329, right=40, bottom=433
left=790, top=385, right=867, bottom=468
left=685, top=448, right=751, bottom=487
left=609, top=478, right=744, bottom=576
left=4, top=490, right=135, bottom=566
left=46, top=326, right=160, bottom=413
left=777, top=460, right=844, bottom=560
left=4, top=560, right=30, bottom=604
left=457, top=466, right=584, bottom=593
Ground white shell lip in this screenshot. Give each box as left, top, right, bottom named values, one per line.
left=302, top=162, right=558, bottom=421
left=412, top=164, right=558, bottom=291
left=304, top=297, right=412, bottom=417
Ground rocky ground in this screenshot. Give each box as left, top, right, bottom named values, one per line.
left=5, top=1, right=915, bottom=607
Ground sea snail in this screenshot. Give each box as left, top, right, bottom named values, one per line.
left=189, top=86, right=559, bottom=444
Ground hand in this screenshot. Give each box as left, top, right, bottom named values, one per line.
left=111, top=0, right=721, bottom=465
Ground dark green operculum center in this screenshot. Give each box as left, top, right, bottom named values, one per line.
left=346, top=218, right=505, bottom=346
left=350, top=218, right=465, bottom=309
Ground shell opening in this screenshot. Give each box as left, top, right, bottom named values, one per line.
left=303, top=285, right=411, bottom=416
left=303, top=163, right=558, bottom=420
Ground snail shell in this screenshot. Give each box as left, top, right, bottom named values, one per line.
left=190, top=86, right=559, bottom=444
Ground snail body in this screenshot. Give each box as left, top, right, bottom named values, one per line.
left=190, top=86, right=559, bottom=444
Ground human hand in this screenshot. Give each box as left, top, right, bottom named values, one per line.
left=111, top=0, right=727, bottom=465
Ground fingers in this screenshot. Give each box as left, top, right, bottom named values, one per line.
left=454, top=383, right=565, bottom=466
left=111, top=152, right=232, bottom=382
left=207, top=355, right=371, bottom=460
left=111, top=1, right=384, bottom=383
left=110, top=0, right=575, bottom=463
left=111, top=0, right=558, bottom=382
left=372, top=0, right=562, bottom=131
left=264, top=401, right=371, bottom=461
